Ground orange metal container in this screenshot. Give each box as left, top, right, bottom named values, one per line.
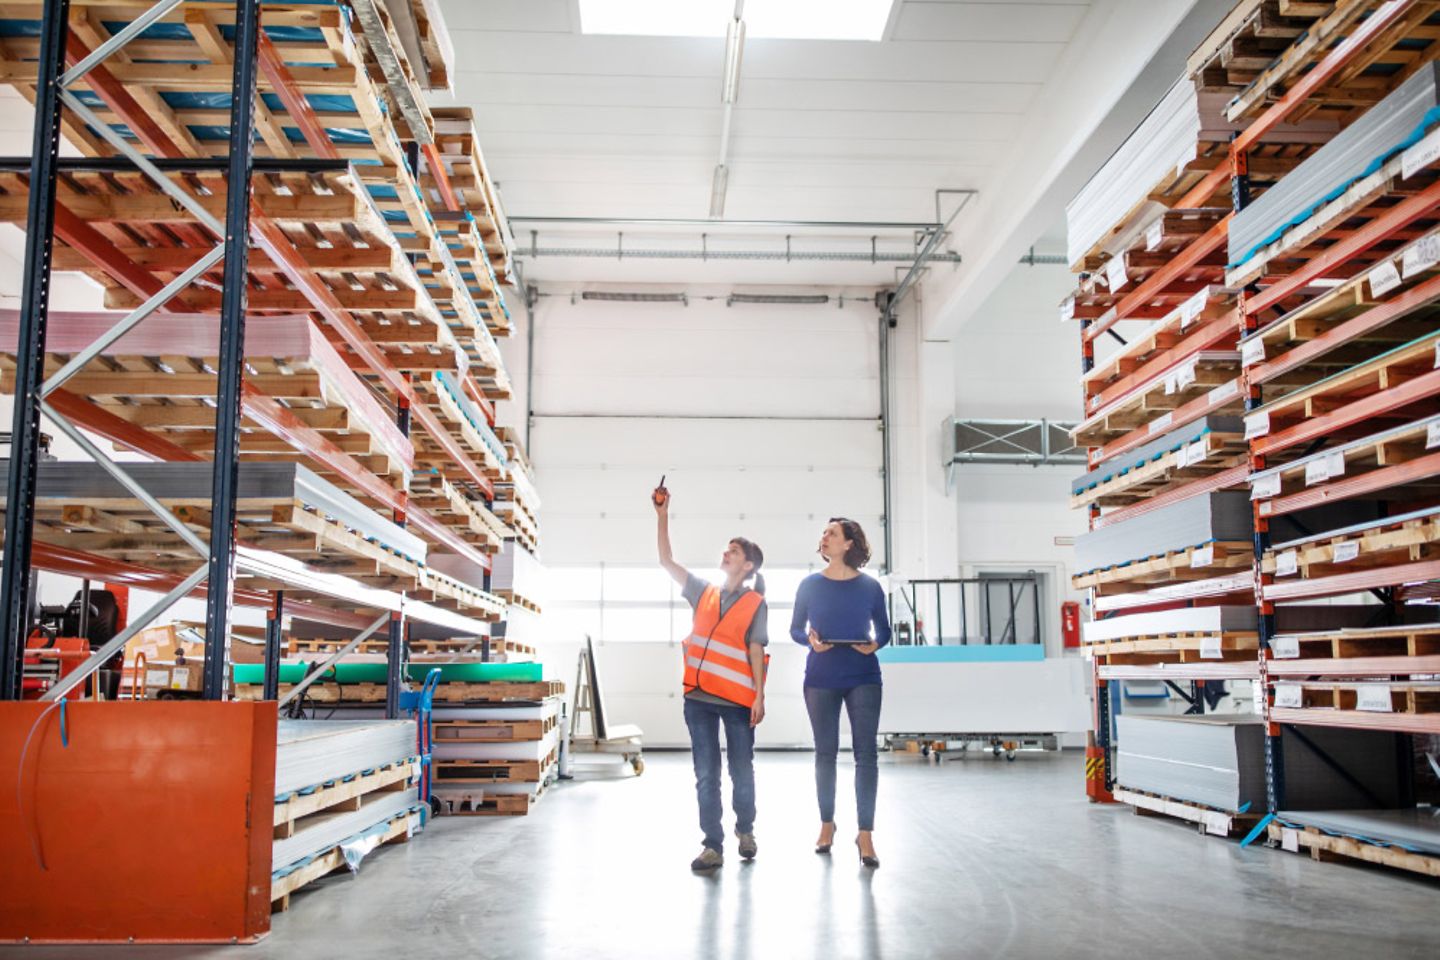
left=0, top=700, right=277, bottom=943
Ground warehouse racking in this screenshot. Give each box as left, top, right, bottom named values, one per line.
left=1068, top=0, right=1440, bottom=876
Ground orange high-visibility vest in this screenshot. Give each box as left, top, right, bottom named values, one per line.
left=682, top=585, right=769, bottom=708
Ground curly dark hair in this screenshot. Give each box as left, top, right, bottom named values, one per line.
left=828, top=517, right=871, bottom=570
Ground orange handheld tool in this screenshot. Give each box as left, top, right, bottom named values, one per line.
left=652, top=475, right=669, bottom=507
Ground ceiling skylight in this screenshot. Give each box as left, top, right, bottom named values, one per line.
left=578, top=0, right=894, bottom=41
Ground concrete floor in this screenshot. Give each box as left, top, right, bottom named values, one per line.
left=5, top=750, right=1436, bottom=959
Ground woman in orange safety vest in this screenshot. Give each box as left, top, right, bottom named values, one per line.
left=654, top=480, right=769, bottom=873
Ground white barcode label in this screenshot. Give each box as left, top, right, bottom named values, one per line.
left=1241, top=337, right=1266, bottom=367
left=1274, top=683, right=1303, bottom=707
left=1434, top=340, right=1440, bottom=369
left=1332, top=541, right=1360, bottom=563
left=1164, top=372, right=1179, bottom=396
left=1191, top=544, right=1215, bottom=568
left=1175, top=360, right=1197, bottom=391
left=1305, top=457, right=1330, bottom=486
left=1325, top=449, right=1345, bottom=479
left=1180, top=288, right=1208, bottom=328
left=1149, top=411, right=1174, bottom=434
left=1355, top=683, right=1394, bottom=712
left=1060, top=297, right=1075, bottom=323
left=1245, top=410, right=1271, bottom=439
left=145, top=669, right=168, bottom=687
left=171, top=667, right=190, bottom=689
left=1209, top=379, right=1240, bottom=404
left=1146, top=219, right=1164, bottom=251
left=1186, top=439, right=1207, bottom=466
left=1428, top=420, right=1440, bottom=449
left=1281, top=828, right=1300, bottom=853
left=1251, top=472, right=1282, bottom=500
left=1369, top=259, right=1403, bottom=297
left=1276, top=550, right=1299, bottom=577
left=1106, top=255, right=1128, bottom=292
left=1402, top=233, right=1440, bottom=279
left=1402, top=126, right=1440, bottom=179
left=1199, top=636, right=1223, bottom=659
left=1271, top=636, right=1300, bottom=659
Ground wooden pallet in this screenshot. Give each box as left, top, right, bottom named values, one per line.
left=1072, top=353, right=1245, bottom=448
left=1268, top=821, right=1440, bottom=878
left=1084, top=632, right=1261, bottom=663
left=270, top=810, right=416, bottom=912
left=1264, top=512, right=1440, bottom=579
left=496, top=590, right=543, bottom=615
left=1071, top=433, right=1248, bottom=509
left=1115, top=787, right=1262, bottom=838
left=1270, top=623, right=1440, bottom=660
left=1072, top=541, right=1254, bottom=589
left=434, top=714, right=558, bottom=743
left=273, top=758, right=420, bottom=837
left=431, top=680, right=564, bottom=704
left=1273, top=680, right=1440, bottom=713
left=433, top=746, right=558, bottom=784
left=287, top=636, right=534, bottom=659
left=437, top=792, right=531, bottom=816
left=1189, top=0, right=1342, bottom=97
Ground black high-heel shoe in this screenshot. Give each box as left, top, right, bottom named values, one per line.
left=815, top=823, right=835, bottom=854
left=855, top=839, right=880, bottom=869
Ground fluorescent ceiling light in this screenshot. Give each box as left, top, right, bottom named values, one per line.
left=579, top=0, right=893, bottom=41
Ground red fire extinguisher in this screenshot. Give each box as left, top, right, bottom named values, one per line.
left=1061, top=601, right=1081, bottom=648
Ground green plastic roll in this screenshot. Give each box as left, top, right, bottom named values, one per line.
left=232, top=661, right=543, bottom=685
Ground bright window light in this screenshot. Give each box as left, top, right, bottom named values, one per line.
left=578, top=0, right=893, bottom=41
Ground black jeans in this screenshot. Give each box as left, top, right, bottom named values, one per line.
left=804, top=684, right=882, bottom=831
left=683, top=697, right=756, bottom=852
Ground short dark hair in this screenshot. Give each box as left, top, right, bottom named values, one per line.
left=829, top=517, right=871, bottom=570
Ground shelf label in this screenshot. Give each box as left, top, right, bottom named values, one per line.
left=1355, top=683, right=1394, bottom=713
left=1275, top=550, right=1299, bottom=577
left=1245, top=410, right=1271, bottom=439
left=1148, top=411, right=1174, bottom=434
left=1281, top=827, right=1300, bottom=853
left=1175, top=360, right=1197, bottom=391
left=1326, top=449, right=1346, bottom=478
left=1164, top=372, right=1179, bottom=396
left=1401, top=234, right=1440, bottom=279
left=1060, top=297, right=1075, bottom=323
left=1208, top=379, right=1240, bottom=405
left=1332, top=541, right=1360, bottom=564
left=1106, top=255, right=1128, bottom=293
left=1199, top=636, right=1223, bottom=659
left=1251, top=471, right=1282, bottom=500
left=1368, top=259, right=1403, bottom=298
left=1304, top=454, right=1340, bottom=487
left=1240, top=337, right=1266, bottom=367
left=1191, top=544, right=1215, bottom=569
left=1274, top=683, right=1303, bottom=708
left=1434, top=340, right=1440, bottom=370
left=1179, top=289, right=1208, bottom=330
left=1271, top=636, right=1300, bottom=659
left=1145, top=219, right=1164, bottom=251
left=1402, top=126, right=1440, bottom=179
left=1185, top=439, right=1207, bottom=467
left=1428, top=420, right=1440, bottom=450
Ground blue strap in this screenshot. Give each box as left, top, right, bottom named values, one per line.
left=58, top=699, right=68, bottom=747
left=1240, top=812, right=1275, bottom=848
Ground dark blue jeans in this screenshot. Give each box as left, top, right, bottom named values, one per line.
left=804, top=684, right=882, bottom=831
left=683, top=697, right=756, bottom=852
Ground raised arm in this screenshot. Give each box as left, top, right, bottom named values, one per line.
left=653, top=485, right=689, bottom=587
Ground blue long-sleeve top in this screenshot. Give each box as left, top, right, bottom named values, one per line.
left=789, top=573, right=892, bottom=689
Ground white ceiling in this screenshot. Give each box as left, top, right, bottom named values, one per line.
left=437, top=0, right=1093, bottom=226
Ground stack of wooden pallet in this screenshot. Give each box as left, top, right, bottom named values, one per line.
left=1065, top=0, right=1440, bottom=874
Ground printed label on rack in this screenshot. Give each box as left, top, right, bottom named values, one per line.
left=1240, top=337, right=1266, bottom=367
left=1145, top=219, right=1164, bottom=251
left=1106, top=255, right=1128, bottom=292
left=1281, top=828, right=1300, bottom=853
left=1368, top=259, right=1403, bottom=298
left=1179, top=289, right=1208, bottom=330
left=1185, top=439, right=1207, bottom=466
left=1332, top=541, right=1360, bottom=564
left=1275, top=550, right=1299, bottom=577
left=1209, top=379, right=1240, bottom=405
left=1060, top=297, right=1075, bottom=323
left=1273, top=683, right=1303, bottom=708
left=1355, top=683, right=1394, bottom=713
left=1250, top=472, right=1282, bottom=500
left=1325, top=449, right=1345, bottom=479
left=1190, top=544, right=1215, bottom=569
left=1164, top=372, right=1179, bottom=396
left=1148, top=411, right=1175, bottom=435
left=1244, top=410, right=1271, bottom=439
left=170, top=667, right=189, bottom=689
left=1434, top=340, right=1440, bottom=369
left=1428, top=420, right=1440, bottom=450
left=1304, top=457, right=1330, bottom=487
left=1199, top=636, right=1223, bottom=659
left=1271, top=636, right=1301, bottom=659
left=1401, top=126, right=1440, bottom=179
left=1401, top=234, right=1440, bottom=279
left=1175, top=360, right=1197, bottom=391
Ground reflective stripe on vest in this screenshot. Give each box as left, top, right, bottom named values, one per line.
left=681, top=584, right=767, bottom=708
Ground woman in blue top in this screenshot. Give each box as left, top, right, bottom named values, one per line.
left=790, top=517, right=891, bottom=868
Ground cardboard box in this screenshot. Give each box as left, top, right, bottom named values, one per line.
left=123, top=624, right=204, bottom=669
left=140, top=661, right=203, bottom=694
